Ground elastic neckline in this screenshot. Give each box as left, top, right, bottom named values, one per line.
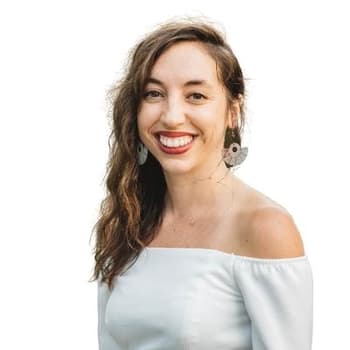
left=144, top=246, right=308, bottom=262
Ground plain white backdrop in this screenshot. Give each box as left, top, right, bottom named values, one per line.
left=0, top=0, right=349, bottom=349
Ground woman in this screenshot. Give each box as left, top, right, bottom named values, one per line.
left=91, top=17, right=313, bottom=350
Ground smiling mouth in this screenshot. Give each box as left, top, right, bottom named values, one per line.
left=153, top=133, right=197, bottom=154
left=157, top=134, right=195, bottom=148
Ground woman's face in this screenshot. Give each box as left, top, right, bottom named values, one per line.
left=137, top=41, right=237, bottom=176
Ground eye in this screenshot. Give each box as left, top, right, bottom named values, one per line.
left=143, top=90, right=163, bottom=99
left=143, top=90, right=206, bottom=101
left=188, top=93, right=206, bottom=101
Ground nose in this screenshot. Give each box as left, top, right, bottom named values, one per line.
left=160, top=94, right=186, bottom=128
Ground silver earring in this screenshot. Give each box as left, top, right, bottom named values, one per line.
left=137, top=141, right=148, bottom=165
left=222, top=129, right=248, bottom=168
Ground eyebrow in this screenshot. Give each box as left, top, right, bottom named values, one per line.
left=145, top=77, right=213, bottom=88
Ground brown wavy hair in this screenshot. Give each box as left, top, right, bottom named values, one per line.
left=89, top=16, right=247, bottom=290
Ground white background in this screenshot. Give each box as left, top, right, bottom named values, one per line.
left=0, top=0, right=349, bottom=349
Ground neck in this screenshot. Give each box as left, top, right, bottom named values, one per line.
left=162, top=161, right=237, bottom=220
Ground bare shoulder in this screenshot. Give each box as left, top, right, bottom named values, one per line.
left=233, top=177, right=305, bottom=259
left=245, top=206, right=305, bottom=258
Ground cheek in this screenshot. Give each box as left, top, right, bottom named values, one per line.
left=137, top=110, right=151, bottom=132
left=203, top=130, right=215, bottom=144
left=136, top=115, right=148, bottom=142
left=195, top=109, right=227, bottom=143
left=192, top=105, right=225, bottom=129
left=137, top=104, right=160, bottom=128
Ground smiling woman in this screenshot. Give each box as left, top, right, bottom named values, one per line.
left=137, top=40, right=235, bottom=174
left=90, top=16, right=313, bottom=350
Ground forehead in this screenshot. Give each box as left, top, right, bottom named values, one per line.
left=148, top=41, right=221, bottom=87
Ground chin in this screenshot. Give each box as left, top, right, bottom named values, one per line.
left=158, top=159, right=197, bottom=176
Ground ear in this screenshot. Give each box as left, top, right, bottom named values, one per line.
left=226, top=98, right=241, bottom=129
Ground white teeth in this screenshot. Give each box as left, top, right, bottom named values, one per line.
left=159, top=135, right=194, bottom=148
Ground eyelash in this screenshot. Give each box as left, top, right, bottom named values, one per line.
left=143, top=90, right=206, bottom=101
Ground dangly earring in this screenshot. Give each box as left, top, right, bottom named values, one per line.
left=137, top=141, right=148, bottom=165
left=222, top=128, right=248, bottom=168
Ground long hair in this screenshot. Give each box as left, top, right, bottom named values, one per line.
left=90, top=17, right=246, bottom=290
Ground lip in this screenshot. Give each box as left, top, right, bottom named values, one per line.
left=154, top=131, right=198, bottom=138
left=155, top=134, right=196, bottom=155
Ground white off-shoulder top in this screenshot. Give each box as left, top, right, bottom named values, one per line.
left=97, top=247, right=313, bottom=349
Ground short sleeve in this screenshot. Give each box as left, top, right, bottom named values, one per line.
left=234, top=255, right=313, bottom=350
left=97, top=278, right=121, bottom=350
